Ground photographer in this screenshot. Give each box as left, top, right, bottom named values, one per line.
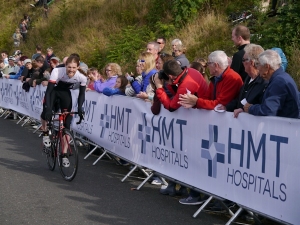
left=154, top=59, right=208, bottom=112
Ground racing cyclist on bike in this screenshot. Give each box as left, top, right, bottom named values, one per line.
left=40, top=55, right=87, bottom=167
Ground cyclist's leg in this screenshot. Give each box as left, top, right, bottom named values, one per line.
left=58, top=90, right=73, bottom=155
left=41, top=92, right=56, bottom=147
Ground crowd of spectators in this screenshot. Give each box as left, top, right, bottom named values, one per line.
left=0, top=22, right=299, bottom=221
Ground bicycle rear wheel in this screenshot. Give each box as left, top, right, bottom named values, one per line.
left=58, top=129, right=78, bottom=181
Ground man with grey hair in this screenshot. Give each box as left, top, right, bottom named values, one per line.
left=146, top=41, right=160, bottom=62
left=244, top=49, right=300, bottom=118
left=178, top=50, right=243, bottom=109
left=171, top=38, right=189, bottom=67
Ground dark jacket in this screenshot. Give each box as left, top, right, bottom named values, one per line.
left=231, top=44, right=248, bottom=82
left=249, top=67, right=300, bottom=118
left=226, top=75, right=268, bottom=112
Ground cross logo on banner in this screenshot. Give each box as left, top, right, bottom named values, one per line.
left=138, top=112, right=151, bottom=154
left=99, top=104, right=109, bottom=138
left=201, top=125, right=225, bottom=178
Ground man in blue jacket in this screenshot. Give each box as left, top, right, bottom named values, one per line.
left=244, top=49, right=300, bottom=119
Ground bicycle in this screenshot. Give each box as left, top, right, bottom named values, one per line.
left=44, top=110, right=84, bottom=181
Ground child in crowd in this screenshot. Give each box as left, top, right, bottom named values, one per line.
left=86, top=68, right=101, bottom=91
left=12, top=28, right=23, bottom=47
left=103, top=75, right=127, bottom=96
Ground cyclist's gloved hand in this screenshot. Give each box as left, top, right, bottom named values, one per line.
left=45, top=109, right=52, bottom=121
left=78, top=108, right=84, bottom=120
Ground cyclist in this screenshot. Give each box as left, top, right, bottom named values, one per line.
left=41, top=55, right=87, bottom=167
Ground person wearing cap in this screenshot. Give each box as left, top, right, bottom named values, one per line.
left=13, top=50, right=23, bottom=60
left=49, top=56, right=60, bottom=72
left=45, top=47, right=55, bottom=65
left=4, top=56, right=28, bottom=79
left=7, top=56, right=20, bottom=75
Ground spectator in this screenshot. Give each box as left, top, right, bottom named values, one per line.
left=7, top=56, right=20, bottom=75
left=12, top=28, right=23, bottom=48
left=0, top=59, right=9, bottom=77
left=103, top=75, right=128, bottom=96
left=223, top=44, right=268, bottom=118
left=93, top=63, right=121, bottom=93
left=19, top=19, right=28, bottom=42
left=131, top=52, right=157, bottom=96
left=190, top=58, right=209, bottom=85
left=125, top=60, right=143, bottom=97
left=231, top=25, right=250, bottom=82
left=146, top=41, right=160, bottom=62
left=86, top=67, right=101, bottom=91
left=32, top=45, right=44, bottom=60
left=3, top=56, right=28, bottom=79
left=178, top=50, right=243, bottom=110
left=244, top=49, right=300, bottom=118
left=171, top=39, right=189, bottom=67
left=1, top=51, right=9, bottom=65
left=153, top=59, right=207, bottom=195
left=13, top=50, right=23, bottom=60
left=157, top=37, right=166, bottom=54
left=49, top=56, right=60, bottom=72
left=45, top=47, right=55, bottom=65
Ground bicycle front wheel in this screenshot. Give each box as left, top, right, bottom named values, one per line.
left=58, top=129, right=78, bottom=181
left=46, top=144, right=56, bottom=171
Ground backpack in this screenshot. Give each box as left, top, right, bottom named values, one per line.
left=271, top=47, right=288, bottom=71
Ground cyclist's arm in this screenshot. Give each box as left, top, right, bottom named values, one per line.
left=44, top=82, right=55, bottom=110
left=77, top=85, right=86, bottom=111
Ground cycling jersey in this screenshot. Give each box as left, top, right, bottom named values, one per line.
left=49, top=67, right=87, bottom=89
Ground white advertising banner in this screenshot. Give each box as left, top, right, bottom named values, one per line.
left=1, top=79, right=298, bottom=224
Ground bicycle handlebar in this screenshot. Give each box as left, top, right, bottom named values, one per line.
left=51, top=111, right=85, bottom=125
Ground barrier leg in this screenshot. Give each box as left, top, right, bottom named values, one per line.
left=225, top=207, right=243, bottom=225
left=0, top=109, right=9, bottom=118
left=121, top=165, right=138, bottom=182
left=4, top=111, right=12, bottom=119
left=92, top=149, right=108, bottom=165
left=135, top=172, right=154, bottom=191
left=16, top=115, right=26, bottom=124
left=21, top=117, right=31, bottom=126
left=33, top=124, right=42, bottom=133
left=220, top=200, right=235, bottom=216
left=84, top=146, right=99, bottom=159
left=193, top=195, right=214, bottom=218
left=245, top=210, right=262, bottom=225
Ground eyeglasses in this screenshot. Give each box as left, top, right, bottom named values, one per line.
left=105, top=69, right=112, bottom=72
left=242, top=58, right=250, bottom=62
left=157, top=42, right=162, bottom=44
left=138, top=59, right=145, bottom=63
left=207, top=62, right=215, bottom=65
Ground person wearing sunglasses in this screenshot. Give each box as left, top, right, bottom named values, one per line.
left=156, top=37, right=166, bottom=54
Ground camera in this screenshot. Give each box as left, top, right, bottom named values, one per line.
left=158, top=70, right=169, bottom=81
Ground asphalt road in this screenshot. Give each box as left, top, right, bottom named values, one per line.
left=0, top=117, right=239, bottom=225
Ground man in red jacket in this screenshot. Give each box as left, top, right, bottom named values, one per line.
left=154, top=59, right=208, bottom=112
left=178, top=50, right=243, bottom=109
